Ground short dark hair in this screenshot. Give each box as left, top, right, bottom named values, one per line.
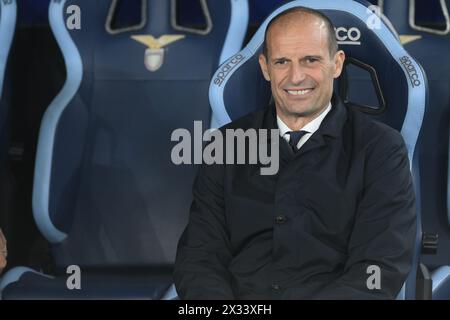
left=262, top=6, right=338, bottom=58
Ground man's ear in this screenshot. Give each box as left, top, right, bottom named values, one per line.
left=333, top=50, right=346, bottom=79
left=258, top=54, right=271, bottom=81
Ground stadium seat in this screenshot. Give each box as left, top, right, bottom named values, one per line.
left=209, top=0, right=427, bottom=299
left=0, top=0, right=17, bottom=168
left=382, top=0, right=450, bottom=299
left=0, top=0, right=17, bottom=281
left=0, top=0, right=248, bottom=299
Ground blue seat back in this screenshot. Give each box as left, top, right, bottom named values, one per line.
left=33, top=0, right=248, bottom=269
left=383, top=0, right=450, bottom=270
left=0, top=0, right=16, bottom=167
left=209, top=0, right=427, bottom=299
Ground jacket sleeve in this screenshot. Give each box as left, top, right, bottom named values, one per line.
left=174, top=162, right=235, bottom=299
left=313, top=129, right=417, bottom=300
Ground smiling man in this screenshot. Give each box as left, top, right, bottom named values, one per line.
left=174, top=7, right=416, bottom=299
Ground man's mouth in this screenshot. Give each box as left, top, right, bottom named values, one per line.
left=285, top=88, right=314, bottom=96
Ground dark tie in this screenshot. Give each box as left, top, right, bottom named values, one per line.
left=287, top=130, right=309, bottom=152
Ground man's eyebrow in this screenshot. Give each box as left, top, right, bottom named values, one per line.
left=302, top=55, right=323, bottom=60
left=270, top=55, right=324, bottom=62
left=271, top=57, right=290, bottom=62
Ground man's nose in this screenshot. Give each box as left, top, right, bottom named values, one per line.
left=288, top=63, right=306, bottom=85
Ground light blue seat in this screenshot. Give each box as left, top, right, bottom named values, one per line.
left=382, top=0, right=450, bottom=300
left=0, top=0, right=248, bottom=299
left=0, top=0, right=16, bottom=170
left=0, top=0, right=16, bottom=279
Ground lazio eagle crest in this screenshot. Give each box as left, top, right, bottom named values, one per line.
left=131, top=34, right=185, bottom=72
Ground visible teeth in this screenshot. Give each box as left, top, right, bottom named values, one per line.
left=287, top=89, right=311, bottom=95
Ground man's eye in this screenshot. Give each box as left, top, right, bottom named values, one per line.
left=274, top=60, right=287, bottom=65
left=306, top=58, right=318, bottom=63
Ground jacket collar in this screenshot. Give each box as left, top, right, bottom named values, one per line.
left=317, top=93, right=347, bottom=138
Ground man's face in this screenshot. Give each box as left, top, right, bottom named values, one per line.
left=259, top=14, right=345, bottom=126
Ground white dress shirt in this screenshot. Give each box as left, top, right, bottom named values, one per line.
left=277, top=102, right=332, bottom=150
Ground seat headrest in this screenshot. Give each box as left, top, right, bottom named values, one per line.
left=209, top=0, right=426, bottom=163
left=55, top=0, right=248, bottom=80
left=382, top=0, right=450, bottom=35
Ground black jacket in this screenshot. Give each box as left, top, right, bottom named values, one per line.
left=174, top=95, right=417, bottom=299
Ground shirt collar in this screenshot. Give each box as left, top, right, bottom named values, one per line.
left=276, top=102, right=332, bottom=137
